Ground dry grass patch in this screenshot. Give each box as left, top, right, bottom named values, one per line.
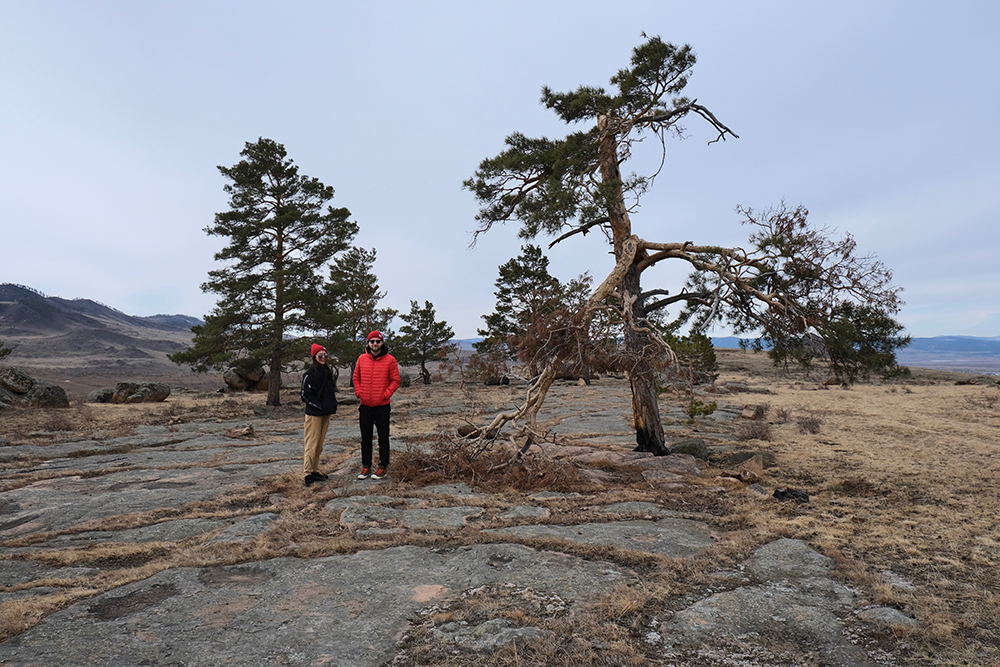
left=715, top=354, right=1000, bottom=664
left=4, top=352, right=1000, bottom=664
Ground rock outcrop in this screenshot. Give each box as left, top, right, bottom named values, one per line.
left=0, top=366, right=69, bottom=408
left=111, top=381, right=171, bottom=404
left=0, top=376, right=916, bottom=666
left=223, top=366, right=272, bottom=392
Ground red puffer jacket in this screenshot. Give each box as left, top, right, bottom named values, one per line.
left=353, top=347, right=401, bottom=407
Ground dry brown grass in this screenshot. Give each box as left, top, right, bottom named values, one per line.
left=708, top=349, right=1000, bottom=664
left=0, top=390, right=267, bottom=445
left=3, top=354, right=1000, bottom=664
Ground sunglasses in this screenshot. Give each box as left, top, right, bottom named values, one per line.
left=369, top=339, right=383, bottom=344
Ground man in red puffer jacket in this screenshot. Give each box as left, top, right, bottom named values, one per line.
left=352, top=331, right=401, bottom=480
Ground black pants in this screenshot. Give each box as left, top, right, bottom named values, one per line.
left=359, top=403, right=391, bottom=468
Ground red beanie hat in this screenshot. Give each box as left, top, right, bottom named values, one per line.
left=311, top=343, right=326, bottom=359
left=367, top=331, right=383, bottom=341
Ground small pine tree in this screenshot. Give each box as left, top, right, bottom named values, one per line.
left=819, top=303, right=911, bottom=384
left=316, top=247, right=398, bottom=381
left=665, top=331, right=718, bottom=417
left=396, top=300, right=455, bottom=385
left=477, top=245, right=563, bottom=354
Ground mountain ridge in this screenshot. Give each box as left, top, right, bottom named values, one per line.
left=0, top=283, right=201, bottom=334
left=0, top=283, right=202, bottom=377
left=3, top=284, right=998, bottom=375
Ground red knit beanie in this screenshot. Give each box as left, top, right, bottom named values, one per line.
left=367, top=331, right=383, bottom=342
left=311, top=343, right=326, bottom=359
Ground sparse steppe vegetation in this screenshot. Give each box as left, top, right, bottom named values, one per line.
left=1, top=349, right=999, bottom=665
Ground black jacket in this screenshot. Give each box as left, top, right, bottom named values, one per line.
left=301, top=364, right=338, bottom=416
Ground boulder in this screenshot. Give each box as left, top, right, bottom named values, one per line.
left=774, top=487, right=811, bottom=503
left=0, top=384, right=13, bottom=409
left=240, top=366, right=265, bottom=384
left=223, top=367, right=253, bottom=391
left=0, top=366, right=35, bottom=394
left=0, top=367, right=69, bottom=408
left=718, top=450, right=778, bottom=468
left=223, top=366, right=272, bottom=392
left=112, top=382, right=171, bottom=404
left=87, top=388, right=116, bottom=404
left=22, top=380, right=70, bottom=408
left=667, top=438, right=710, bottom=461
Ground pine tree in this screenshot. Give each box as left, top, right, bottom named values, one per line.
left=170, top=138, right=357, bottom=406
left=316, top=247, right=397, bottom=381
left=466, top=36, right=902, bottom=453
left=476, top=245, right=564, bottom=362
left=396, top=300, right=455, bottom=384
left=816, top=303, right=911, bottom=384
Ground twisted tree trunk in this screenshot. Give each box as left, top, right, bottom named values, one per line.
left=598, top=116, right=669, bottom=455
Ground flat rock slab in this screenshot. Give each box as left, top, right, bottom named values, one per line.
left=1, top=461, right=292, bottom=539
left=660, top=539, right=881, bottom=667
left=0, top=543, right=634, bottom=667
left=340, top=504, right=485, bottom=530
left=485, top=518, right=716, bottom=558
left=31, top=517, right=233, bottom=549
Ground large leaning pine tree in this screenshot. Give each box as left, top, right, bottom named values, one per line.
left=171, top=138, right=357, bottom=406
left=465, top=35, right=902, bottom=454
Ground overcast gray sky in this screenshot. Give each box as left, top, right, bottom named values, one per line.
left=3, top=1, right=998, bottom=339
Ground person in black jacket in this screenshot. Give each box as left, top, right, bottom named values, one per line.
left=301, top=343, right=338, bottom=486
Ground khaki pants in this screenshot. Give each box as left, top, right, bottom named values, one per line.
left=303, top=414, right=332, bottom=474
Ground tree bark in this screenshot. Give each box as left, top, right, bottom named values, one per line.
left=597, top=116, right=669, bottom=455
left=268, top=345, right=282, bottom=407
left=269, top=241, right=284, bottom=407
left=622, top=265, right=668, bottom=455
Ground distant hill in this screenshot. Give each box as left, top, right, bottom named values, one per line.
left=0, top=283, right=203, bottom=376
left=2, top=282, right=996, bottom=377
left=0, top=283, right=201, bottom=335
left=452, top=337, right=484, bottom=351
left=140, top=314, right=204, bottom=331
left=712, top=334, right=1000, bottom=374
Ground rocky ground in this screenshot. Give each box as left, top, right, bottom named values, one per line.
left=0, top=354, right=997, bottom=666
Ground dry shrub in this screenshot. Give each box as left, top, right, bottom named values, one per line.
left=735, top=421, right=772, bottom=442
left=796, top=414, right=824, bottom=434
left=30, top=542, right=172, bottom=569
left=774, top=407, right=792, bottom=424
left=0, top=591, right=93, bottom=642
left=595, top=583, right=671, bottom=624
left=72, top=398, right=97, bottom=422
left=392, top=433, right=587, bottom=494
left=832, top=476, right=877, bottom=497
left=40, top=411, right=74, bottom=432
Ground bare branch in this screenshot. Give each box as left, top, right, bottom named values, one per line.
left=690, top=103, right=740, bottom=144
left=547, top=218, right=609, bottom=248
left=644, top=291, right=710, bottom=314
